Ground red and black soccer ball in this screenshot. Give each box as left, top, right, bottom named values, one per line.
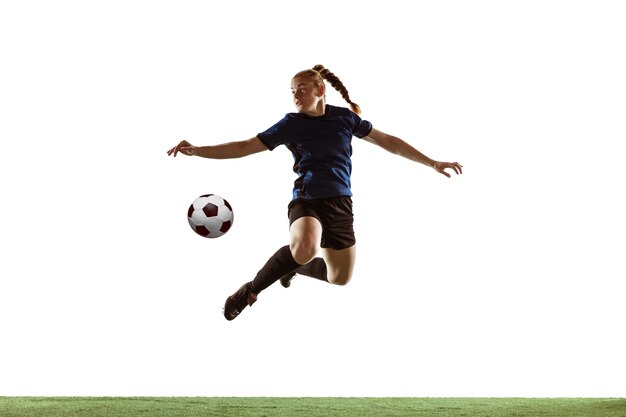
left=187, top=194, right=234, bottom=238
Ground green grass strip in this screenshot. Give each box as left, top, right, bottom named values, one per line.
left=1, top=397, right=625, bottom=417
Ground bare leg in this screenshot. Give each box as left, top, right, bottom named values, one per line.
left=321, top=245, right=356, bottom=285
left=289, top=216, right=322, bottom=264
left=289, top=216, right=356, bottom=285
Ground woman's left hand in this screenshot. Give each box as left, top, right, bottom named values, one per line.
left=433, top=161, right=463, bottom=177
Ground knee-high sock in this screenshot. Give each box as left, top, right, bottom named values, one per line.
left=250, top=245, right=300, bottom=293
left=294, top=257, right=328, bottom=282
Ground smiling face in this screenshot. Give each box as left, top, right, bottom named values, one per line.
left=291, top=76, right=326, bottom=116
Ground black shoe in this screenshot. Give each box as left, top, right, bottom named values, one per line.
left=279, top=272, right=296, bottom=288
left=223, top=282, right=257, bottom=321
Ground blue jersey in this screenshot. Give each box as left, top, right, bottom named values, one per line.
left=257, top=105, right=373, bottom=200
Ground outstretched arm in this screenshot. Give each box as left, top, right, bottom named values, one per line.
left=167, top=137, right=268, bottom=159
left=362, top=128, right=463, bottom=177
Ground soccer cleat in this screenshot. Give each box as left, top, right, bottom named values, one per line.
left=279, top=272, right=296, bottom=288
left=223, top=282, right=257, bottom=321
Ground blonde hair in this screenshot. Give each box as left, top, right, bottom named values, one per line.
left=293, top=65, right=362, bottom=115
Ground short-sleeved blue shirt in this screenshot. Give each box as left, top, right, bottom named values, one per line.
left=257, top=104, right=373, bottom=200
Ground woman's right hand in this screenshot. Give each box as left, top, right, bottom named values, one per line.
left=167, top=140, right=197, bottom=157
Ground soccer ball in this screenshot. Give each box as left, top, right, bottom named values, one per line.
left=187, top=194, right=234, bottom=238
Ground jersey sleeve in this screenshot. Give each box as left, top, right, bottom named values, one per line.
left=351, top=112, right=373, bottom=138
left=257, top=115, right=290, bottom=151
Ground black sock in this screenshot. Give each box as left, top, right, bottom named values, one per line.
left=250, top=245, right=300, bottom=293
left=294, top=257, right=328, bottom=282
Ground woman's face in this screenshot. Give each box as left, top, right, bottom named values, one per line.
left=291, top=76, right=324, bottom=114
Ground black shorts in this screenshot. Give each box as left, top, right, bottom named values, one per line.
left=287, top=196, right=356, bottom=250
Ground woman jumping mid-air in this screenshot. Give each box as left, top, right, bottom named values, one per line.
left=167, top=65, right=463, bottom=321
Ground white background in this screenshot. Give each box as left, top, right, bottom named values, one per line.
left=1, top=0, right=625, bottom=397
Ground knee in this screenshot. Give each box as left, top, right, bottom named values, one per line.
left=328, top=271, right=352, bottom=286
left=290, top=240, right=318, bottom=265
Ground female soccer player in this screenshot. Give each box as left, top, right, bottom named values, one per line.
left=167, top=65, right=462, bottom=321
